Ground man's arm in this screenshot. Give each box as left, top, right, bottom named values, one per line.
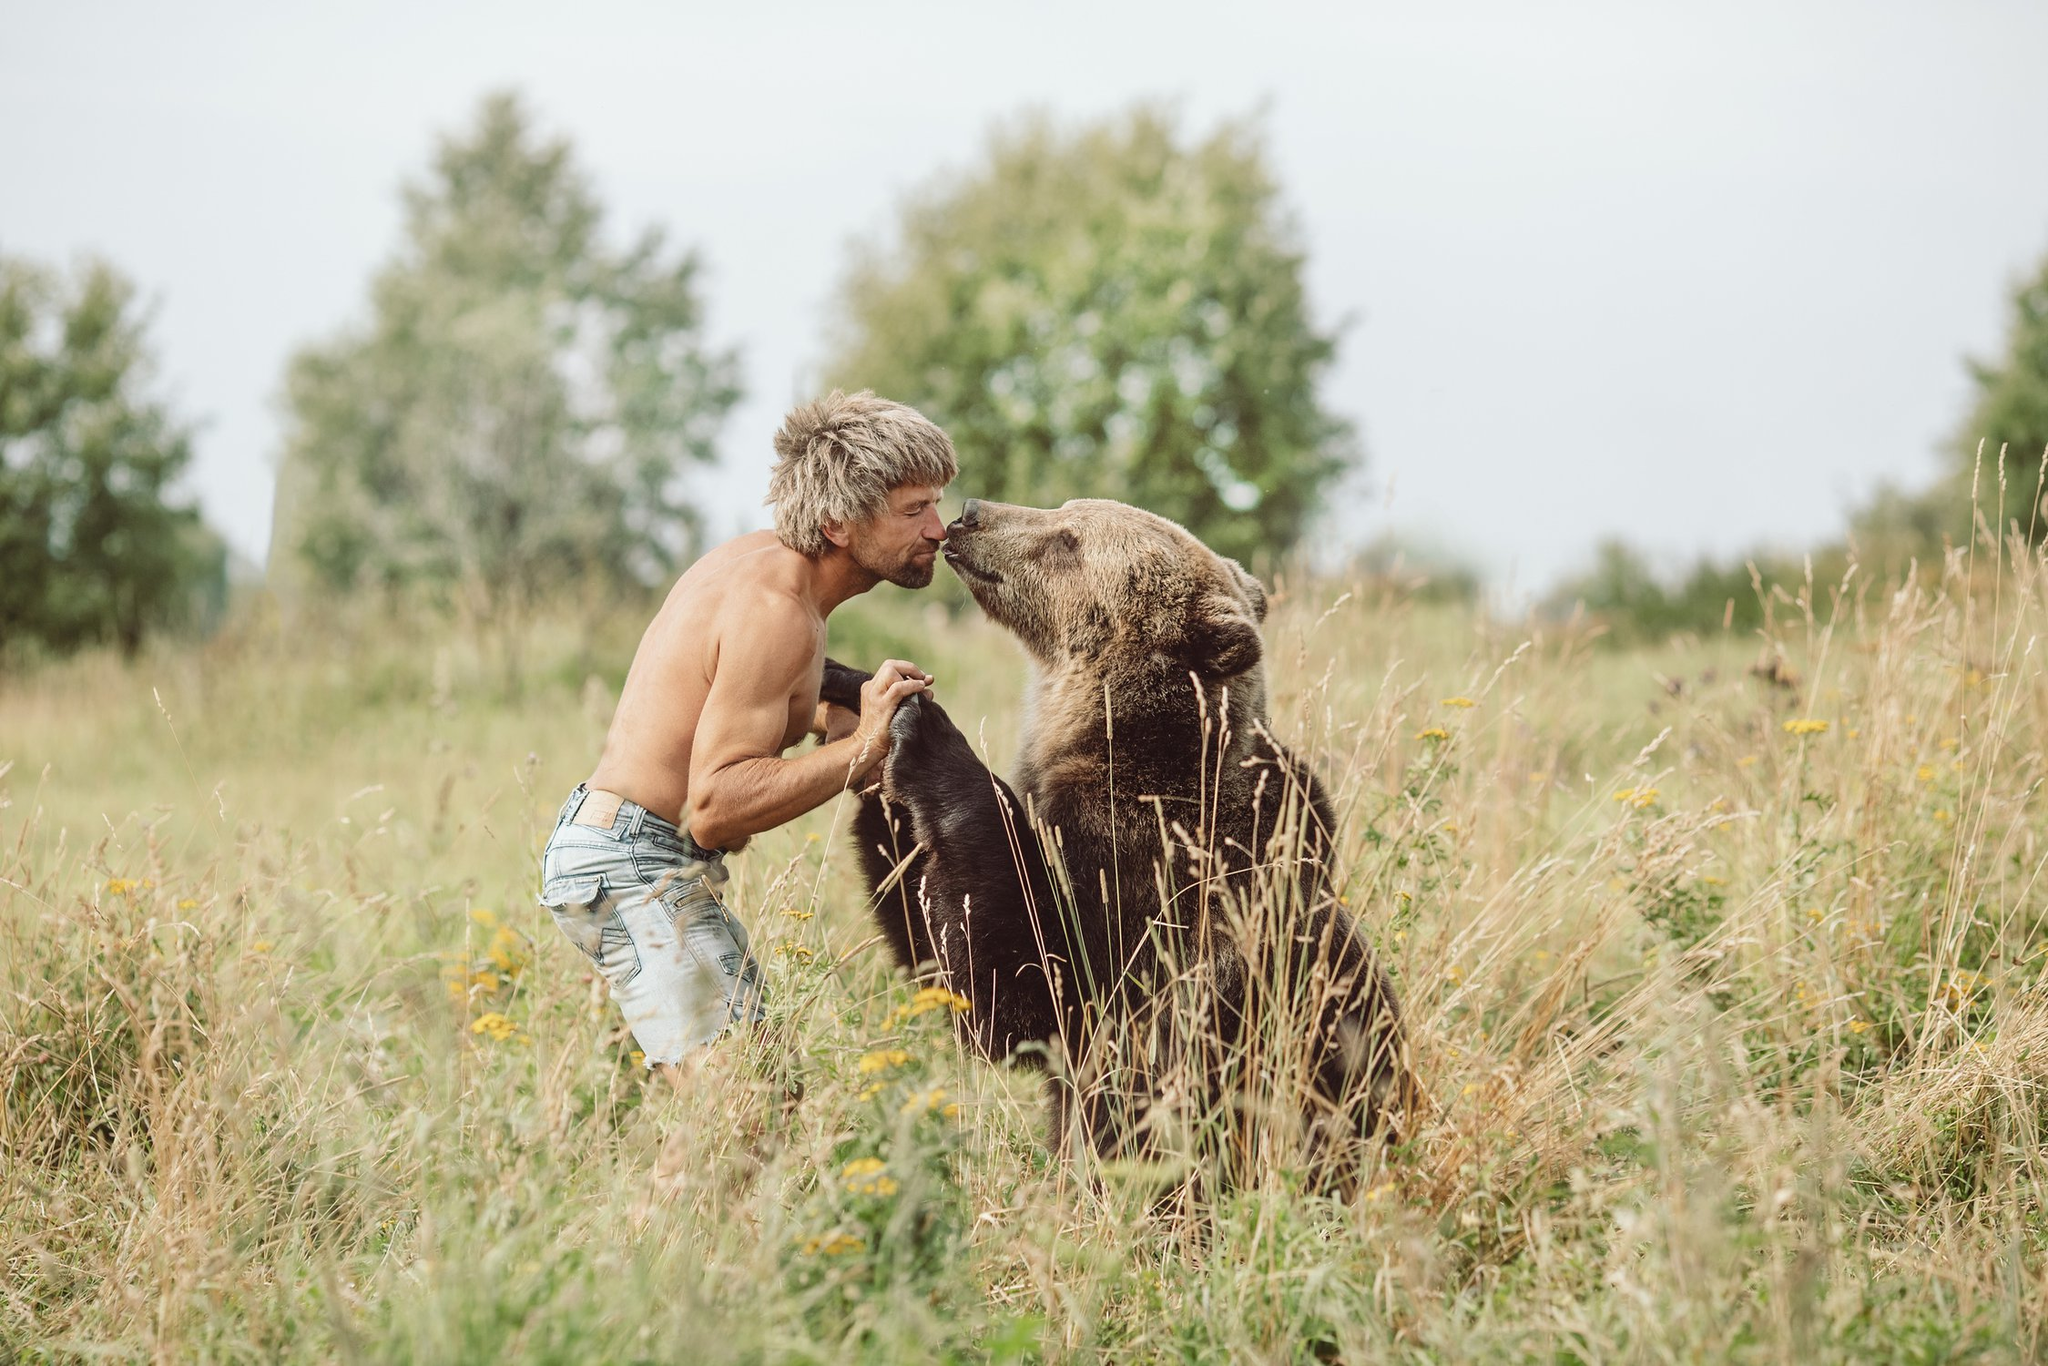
left=686, top=604, right=929, bottom=850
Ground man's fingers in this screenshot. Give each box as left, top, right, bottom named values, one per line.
left=879, top=658, right=934, bottom=685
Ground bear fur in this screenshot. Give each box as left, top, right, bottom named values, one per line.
left=824, top=497, right=1409, bottom=1185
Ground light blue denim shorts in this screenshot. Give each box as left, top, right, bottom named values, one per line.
left=539, top=784, right=764, bottom=1064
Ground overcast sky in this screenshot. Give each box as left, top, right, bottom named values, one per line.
left=6, top=1, right=2048, bottom=592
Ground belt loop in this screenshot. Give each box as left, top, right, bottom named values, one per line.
left=563, top=785, right=588, bottom=826
left=623, top=800, right=645, bottom=839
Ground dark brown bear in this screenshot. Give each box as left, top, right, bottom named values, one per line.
left=824, top=497, right=1409, bottom=1187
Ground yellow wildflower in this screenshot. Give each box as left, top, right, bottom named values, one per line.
left=1783, top=718, right=1829, bottom=736
left=775, top=942, right=817, bottom=962
left=1934, top=808, right=1953, bottom=824
left=1938, top=736, right=1959, bottom=752
left=884, top=986, right=973, bottom=1027
left=630, top=1049, right=647, bottom=1069
left=177, top=898, right=200, bottom=911
left=1416, top=726, right=1450, bottom=742
left=1365, top=1181, right=1396, bottom=1202
left=470, top=1012, right=517, bottom=1042
left=1805, top=908, right=1823, bottom=923
left=1939, top=971, right=1984, bottom=1004
left=840, top=1157, right=899, bottom=1197
left=801, top=1231, right=865, bottom=1257
left=486, top=925, right=529, bottom=977
left=781, top=907, right=816, bottom=921
left=250, top=939, right=275, bottom=954
left=105, top=878, right=138, bottom=897
left=900, top=1086, right=957, bottom=1118
left=856, top=1082, right=883, bottom=1101
left=1916, top=764, right=1935, bottom=782
left=857, top=1048, right=912, bottom=1075
left=469, top=907, right=499, bottom=929
left=1737, top=755, right=1759, bottom=768
left=1847, top=1020, right=1871, bottom=1035
left=1440, top=696, right=1477, bottom=709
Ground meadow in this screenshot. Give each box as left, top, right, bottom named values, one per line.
left=5, top=542, right=2047, bottom=1363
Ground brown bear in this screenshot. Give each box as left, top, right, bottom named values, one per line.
left=823, top=497, right=1409, bottom=1187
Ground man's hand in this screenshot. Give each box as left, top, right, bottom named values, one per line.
left=846, top=659, right=933, bottom=778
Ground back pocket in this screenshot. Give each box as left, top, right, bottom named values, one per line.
left=542, top=874, right=641, bottom=986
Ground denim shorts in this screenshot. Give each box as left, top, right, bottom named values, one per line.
left=539, top=784, right=765, bottom=1064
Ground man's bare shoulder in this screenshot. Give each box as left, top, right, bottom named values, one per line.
left=668, top=533, right=819, bottom=658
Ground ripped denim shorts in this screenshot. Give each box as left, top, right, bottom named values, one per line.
left=538, top=784, right=764, bottom=1065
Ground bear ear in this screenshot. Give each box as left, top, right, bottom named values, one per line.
left=1187, top=595, right=1264, bottom=677
left=1227, top=559, right=1269, bottom=623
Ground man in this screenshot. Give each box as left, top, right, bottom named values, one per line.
left=538, top=390, right=954, bottom=1077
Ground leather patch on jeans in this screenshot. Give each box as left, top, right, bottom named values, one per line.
left=572, top=789, right=624, bottom=830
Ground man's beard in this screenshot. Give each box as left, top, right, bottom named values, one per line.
left=853, top=540, right=936, bottom=589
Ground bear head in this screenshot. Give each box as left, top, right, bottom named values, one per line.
left=942, top=497, right=1269, bottom=690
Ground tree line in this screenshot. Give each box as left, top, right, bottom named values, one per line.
left=9, top=90, right=2048, bottom=660
left=5, top=93, right=1355, bottom=663
left=1549, top=253, right=2048, bottom=640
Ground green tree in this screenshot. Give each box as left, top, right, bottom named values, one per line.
left=1945, top=246, right=2048, bottom=543
left=0, top=255, right=225, bottom=659
left=826, top=107, right=1358, bottom=566
left=272, top=92, right=741, bottom=621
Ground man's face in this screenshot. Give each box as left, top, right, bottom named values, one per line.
left=844, top=484, right=947, bottom=588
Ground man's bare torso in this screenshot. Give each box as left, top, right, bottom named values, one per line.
left=587, top=530, right=823, bottom=829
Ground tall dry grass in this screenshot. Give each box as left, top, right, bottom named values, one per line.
left=4, top=524, right=2048, bottom=1361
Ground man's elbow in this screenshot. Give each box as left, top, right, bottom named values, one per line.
left=687, top=796, right=735, bottom=852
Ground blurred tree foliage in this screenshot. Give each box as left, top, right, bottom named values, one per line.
left=826, top=107, right=1358, bottom=566
left=0, top=255, right=225, bottom=659
left=1546, top=541, right=1772, bottom=645
left=272, top=92, right=741, bottom=619
left=1934, top=245, right=2048, bottom=542
left=1554, top=240, right=2048, bottom=643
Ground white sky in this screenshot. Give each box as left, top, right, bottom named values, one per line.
left=6, top=0, right=2047, bottom=592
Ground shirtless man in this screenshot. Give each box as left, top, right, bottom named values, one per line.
left=538, top=390, right=955, bottom=1073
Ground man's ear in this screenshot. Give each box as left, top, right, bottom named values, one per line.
left=820, top=518, right=852, bottom=550
left=1186, top=594, right=1264, bottom=677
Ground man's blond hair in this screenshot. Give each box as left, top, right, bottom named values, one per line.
left=766, top=390, right=958, bottom=557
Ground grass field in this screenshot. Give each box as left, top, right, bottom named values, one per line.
left=5, top=548, right=2048, bottom=1363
